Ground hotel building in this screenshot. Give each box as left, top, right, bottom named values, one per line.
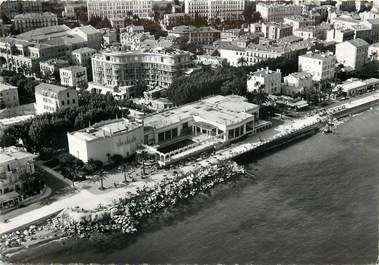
left=60, top=65, right=88, bottom=88
left=184, top=0, right=245, bottom=21
left=87, top=0, right=152, bottom=20
left=13, top=12, right=58, bottom=33
left=0, top=83, right=19, bottom=109
left=298, top=51, right=336, bottom=81
left=68, top=118, right=144, bottom=163
left=91, top=47, right=192, bottom=88
left=256, top=3, right=303, bottom=22
left=35, top=83, right=78, bottom=114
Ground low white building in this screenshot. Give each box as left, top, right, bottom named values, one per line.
left=60, top=66, right=88, bottom=89
left=282, top=71, right=313, bottom=96
left=336, top=38, right=369, bottom=70
left=336, top=79, right=367, bottom=96
left=35, top=83, right=78, bottom=114
left=0, top=83, right=19, bottom=109
left=247, top=68, right=282, bottom=94
left=67, top=118, right=144, bottom=163
left=298, top=51, right=336, bottom=81
left=87, top=82, right=137, bottom=99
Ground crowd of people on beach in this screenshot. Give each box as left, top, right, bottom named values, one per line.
left=1, top=160, right=246, bottom=255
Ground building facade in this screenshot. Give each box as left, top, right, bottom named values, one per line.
left=35, top=83, right=78, bottom=114
left=336, top=38, right=369, bottom=70
left=91, top=48, right=192, bottom=88
left=13, top=12, right=58, bottom=33
left=247, top=68, right=282, bottom=94
left=0, top=83, right=19, bottom=109
left=256, top=3, right=303, bottom=22
left=71, top=47, right=97, bottom=67
left=184, top=0, right=245, bottom=21
left=0, top=0, right=42, bottom=19
left=87, top=0, right=152, bottom=20
left=40, top=59, right=70, bottom=81
left=282, top=71, right=313, bottom=96
left=60, top=66, right=88, bottom=88
left=0, top=146, right=35, bottom=196
left=261, top=22, right=293, bottom=39
left=67, top=118, right=144, bottom=163
left=298, top=51, right=336, bottom=81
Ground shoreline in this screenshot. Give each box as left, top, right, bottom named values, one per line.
left=2, top=93, right=379, bottom=263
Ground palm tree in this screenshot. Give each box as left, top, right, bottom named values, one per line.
left=92, top=169, right=106, bottom=190
left=250, top=82, right=268, bottom=106
left=237, top=57, right=248, bottom=67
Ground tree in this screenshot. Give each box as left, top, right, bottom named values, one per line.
left=93, top=169, right=106, bottom=190
left=237, top=57, right=248, bottom=67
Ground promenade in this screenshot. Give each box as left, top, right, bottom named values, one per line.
left=1, top=91, right=378, bottom=236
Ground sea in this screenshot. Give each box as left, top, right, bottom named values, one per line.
left=28, top=108, right=379, bottom=264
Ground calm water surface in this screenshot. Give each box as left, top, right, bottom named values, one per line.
left=33, top=109, right=379, bottom=264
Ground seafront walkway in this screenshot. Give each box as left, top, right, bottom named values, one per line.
left=1, top=91, right=379, bottom=235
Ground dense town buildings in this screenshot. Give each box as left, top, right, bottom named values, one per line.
left=40, top=59, right=70, bottom=80
left=0, top=0, right=42, bottom=19
left=0, top=83, right=19, bottom=109
left=13, top=12, right=58, bottom=33
left=184, top=0, right=245, bottom=21
left=298, top=51, right=336, bottom=81
left=35, top=83, right=78, bottom=114
left=336, top=38, right=369, bottom=70
left=0, top=25, right=102, bottom=75
left=87, top=0, right=152, bottom=20
left=163, top=13, right=192, bottom=28
left=91, top=47, right=192, bottom=89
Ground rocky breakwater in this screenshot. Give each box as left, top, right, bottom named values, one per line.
left=1, top=160, right=246, bottom=257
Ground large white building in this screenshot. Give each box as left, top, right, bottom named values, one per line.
left=335, top=38, right=369, bottom=70
left=261, top=22, right=293, bottom=39
left=0, top=146, right=35, bottom=196
left=87, top=0, right=152, bottom=20
left=247, top=68, right=282, bottom=94
left=143, top=95, right=259, bottom=165
left=35, top=83, right=78, bottom=114
left=256, top=3, right=303, bottom=22
left=60, top=65, right=88, bottom=89
left=298, top=51, right=336, bottom=82
left=91, top=47, right=192, bottom=89
left=68, top=118, right=144, bottom=163
left=0, top=82, right=19, bottom=109
left=184, top=0, right=245, bottom=21
left=13, top=12, right=58, bottom=33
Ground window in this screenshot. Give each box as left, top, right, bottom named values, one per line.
left=158, top=132, right=164, bottom=142
left=61, top=100, right=65, bottom=105
left=72, top=99, right=76, bottom=104
left=67, top=100, right=70, bottom=104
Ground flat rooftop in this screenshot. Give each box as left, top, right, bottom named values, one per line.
left=70, top=118, right=142, bottom=142
left=144, top=95, right=258, bottom=130
left=0, top=147, right=35, bottom=164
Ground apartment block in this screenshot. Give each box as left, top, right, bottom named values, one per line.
left=247, top=68, right=282, bottom=94
left=298, top=51, right=336, bottom=81
left=35, top=83, right=78, bottom=114
left=60, top=66, right=88, bottom=88
left=336, top=38, right=369, bottom=70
